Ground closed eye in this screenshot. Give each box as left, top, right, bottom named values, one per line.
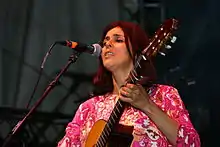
left=116, top=39, right=124, bottom=42
left=102, top=38, right=124, bottom=46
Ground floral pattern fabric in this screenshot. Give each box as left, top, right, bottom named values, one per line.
left=57, top=85, right=200, bottom=147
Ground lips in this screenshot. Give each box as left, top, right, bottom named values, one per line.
left=104, top=51, right=114, bottom=57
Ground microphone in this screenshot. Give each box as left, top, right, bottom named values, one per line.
left=57, top=40, right=102, bottom=57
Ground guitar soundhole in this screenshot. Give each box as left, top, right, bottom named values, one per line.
left=108, top=133, right=133, bottom=147
left=107, top=124, right=134, bottom=147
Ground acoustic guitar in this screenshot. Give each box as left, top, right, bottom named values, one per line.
left=85, top=18, right=178, bottom=147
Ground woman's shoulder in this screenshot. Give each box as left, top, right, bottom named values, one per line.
left=150, top=84, right=185, bottom=113
left=149, top=84, right=181, bottom=103
left=80, top=95, right=105, bottom=107
left=74, top=95, right=105, bottom=116
left=150, top=84, right=179, bottom=94
left=77, top=93, right=116, bottom=114
left=79, top=93, right=114, bottom=107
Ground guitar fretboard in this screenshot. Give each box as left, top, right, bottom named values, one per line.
left=96, top=99, right=126, bottom=147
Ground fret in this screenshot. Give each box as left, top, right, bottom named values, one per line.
left=134, top=56, right=143, bottom=69
left=97, top=136, right=105, bottom=147
left=115, top=105, right=120, bottom=113
left=131, top=71, right=139, bottom=81
left=129, top=75, right=135, bottom=83
left=103, top=126, right=111, bottom=137
left=112, top=109, right=117, bottom=118
left=105, top=124, right=111, bottom=132
left=117, top=101, right=124, bottom=110
left=133, top=69, right=138, bottom=76
left=137, top=61, right=141, bottom=68
left=98, top=131, right=108, bottom=146
left=108, top=116, right=116, bottom=126
left=102, top=131, right=108, bottom=140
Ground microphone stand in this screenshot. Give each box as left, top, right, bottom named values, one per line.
left=2, top=52, right=81, bottom=147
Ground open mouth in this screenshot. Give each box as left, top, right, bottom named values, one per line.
left=104, top=51, right=114, bottom=57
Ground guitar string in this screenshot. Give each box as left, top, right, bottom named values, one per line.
left=96, top=83, right=120, bottom=146
left=96, top=57, right=142, bottom=146
left=97, top=75, right=137, bottom=146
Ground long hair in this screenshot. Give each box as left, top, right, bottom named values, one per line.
left=92, top=21, right=157, bottom=96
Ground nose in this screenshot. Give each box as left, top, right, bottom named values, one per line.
left=105, top=40, right=113, bottom=48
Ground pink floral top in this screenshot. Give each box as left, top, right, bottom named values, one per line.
left=57, top=85, right=200, bottom=147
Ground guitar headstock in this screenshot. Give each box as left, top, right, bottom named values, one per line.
left=128, top=19, right=178, bottom=85
left=143, top=18, right=178, bottom=58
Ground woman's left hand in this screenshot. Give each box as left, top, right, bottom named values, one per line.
left=119, top=83, right=152, bottom=111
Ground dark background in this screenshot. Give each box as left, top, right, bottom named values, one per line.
left=0, top=0, right=217, bottom=146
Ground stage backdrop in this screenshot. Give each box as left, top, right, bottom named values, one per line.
left=1, top=0, right=219, bottom=145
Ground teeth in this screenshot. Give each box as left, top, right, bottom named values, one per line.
left=105, top=52, right=114, bottom=56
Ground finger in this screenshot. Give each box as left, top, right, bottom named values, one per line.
left=137, top=84, right=147, bottom=93
left=121, top=86, right=132, bottom=94
left=120, top=88, right=130, bottom=97
left=126, top=83, right=135, bottom=89
left=136, top=84, right=143, bottom=90
left=119, top=95, right=132, bottom=103
left=128, top=84, right=141, bottom=92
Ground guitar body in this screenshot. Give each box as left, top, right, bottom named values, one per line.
left=85, top=120, right=134, bottom=147
left=85, top=120, right=106, bottom=147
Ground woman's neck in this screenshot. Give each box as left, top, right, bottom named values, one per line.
left=111, top=68, right=131, bottom=95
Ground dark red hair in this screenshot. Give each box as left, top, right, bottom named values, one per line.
left=91, top=21, right=157, bottom=96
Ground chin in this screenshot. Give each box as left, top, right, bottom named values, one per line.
left=104, top=64, right=114, bottom=72
left=103, top=62, right=116, bottom=72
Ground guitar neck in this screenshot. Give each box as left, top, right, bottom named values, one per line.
left=107, top=99, right=126, bottom=127
left=97, top=99, right=126, bottom=145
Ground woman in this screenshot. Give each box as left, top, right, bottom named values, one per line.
left=57, top=21, right=200, bottom=147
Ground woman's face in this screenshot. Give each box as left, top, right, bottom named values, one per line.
left=101, top=27, right=133, bottom=72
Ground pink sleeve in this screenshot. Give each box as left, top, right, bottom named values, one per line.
left=57, top=103, right=90, bottom=147
left=164, top=86, right=201, bottom=147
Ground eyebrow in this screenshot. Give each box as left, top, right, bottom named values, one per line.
left=104, top=34, right=124, bottom=40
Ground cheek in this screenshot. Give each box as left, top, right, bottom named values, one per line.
left=101, top=53, right=104, bottom=60
left=115, top=44, right=128, bottom=54
left=118, top=48, right=131, bottom=59
left=100, top=53, right=108, bottom=65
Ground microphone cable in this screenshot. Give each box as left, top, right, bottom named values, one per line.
left=25, top=42, right=57, bottom=109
